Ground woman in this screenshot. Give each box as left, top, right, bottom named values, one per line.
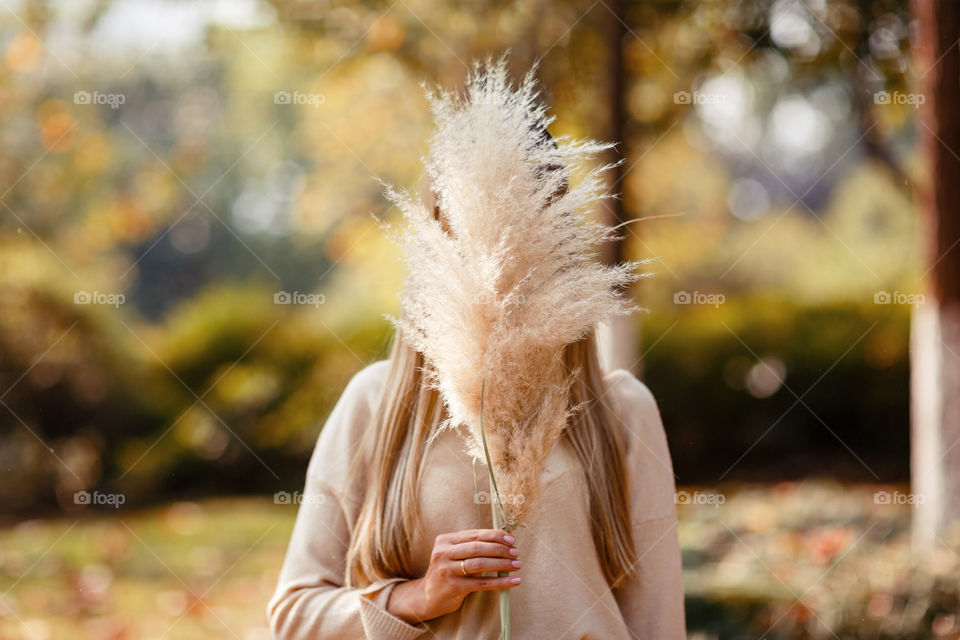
left=267, top=325, right=685, bottom=639
left=267, top=62, right=685, bottom=640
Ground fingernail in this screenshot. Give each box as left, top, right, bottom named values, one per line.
left=509, top=547, right=519, bottom=556
left=511, top=560, right=522, bottom=569
left=510, top=577, right=521, bottom=585
left=504, top=535, right=515, bottom=544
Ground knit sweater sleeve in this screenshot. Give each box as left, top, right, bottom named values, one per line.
left=267, top=360, right=429, bottom=640
left=605, top=369, right=687, bottom=639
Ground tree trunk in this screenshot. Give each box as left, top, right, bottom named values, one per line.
left=597, top=0, right=640, bottom=375
left=910, top=0, right=960, bottom=547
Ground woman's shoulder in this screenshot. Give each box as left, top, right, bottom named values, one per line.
left=599, top=367, right=677, bottom=509
left=600, top=367, right=664, bottom=441
left=323, top=358, right=392, bottom=435
left=305, top=359, right=392, bottom=486
left=342, top=358, right=392, bottom=402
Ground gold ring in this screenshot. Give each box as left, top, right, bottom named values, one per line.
left=460, top=559, right=468, bottom=576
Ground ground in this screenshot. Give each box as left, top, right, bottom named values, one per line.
left=0, top=482, right=953, bottom=639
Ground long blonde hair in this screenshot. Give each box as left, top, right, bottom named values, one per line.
left=344, top=325, right=638, bottom=589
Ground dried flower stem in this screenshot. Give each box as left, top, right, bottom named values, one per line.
left=480, top=378, right=510, bottom=640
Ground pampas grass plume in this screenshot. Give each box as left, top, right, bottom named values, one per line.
left=381, top=55, right=650, bottom=530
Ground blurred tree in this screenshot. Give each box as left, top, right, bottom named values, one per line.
left=909, top=0, right=960, bottom=545
left=597, top=0, right=642, bottom=373
left=0, top=0, right=930, bottom=513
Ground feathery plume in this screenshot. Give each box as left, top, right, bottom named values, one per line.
left=381, top=55, right=645, bottom=529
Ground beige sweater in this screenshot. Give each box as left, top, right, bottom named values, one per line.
left=268, top=359, right=686, bottom=639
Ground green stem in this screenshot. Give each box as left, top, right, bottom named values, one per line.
left=491, top=493, right=510, bottom=640
left=472, top=458, right=483, bottom=525
left=479, top=378, right=510, bottom=640
left=479, top=380, right=506, bottom=525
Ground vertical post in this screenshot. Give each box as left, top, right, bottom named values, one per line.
left=910, top=0, right=960, bottom=546
left=597, top=0, right=640, bottom=375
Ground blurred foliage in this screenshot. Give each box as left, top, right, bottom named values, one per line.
left=680, top=481, right=960, bottom=639
left=0, top=274, right=392, bottom=513
left=0, top=0, right=923, bottom=516
left=643, top=295, right=911, bottom=483
left=3, top=485, right=960, bottom=639
left=0, top=498, right=290, bottom=639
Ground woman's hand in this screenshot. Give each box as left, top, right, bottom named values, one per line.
left=386, top=528, right=521, bottom=624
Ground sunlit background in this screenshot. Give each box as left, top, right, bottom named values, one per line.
left=2, top=0, right=952, bottom=638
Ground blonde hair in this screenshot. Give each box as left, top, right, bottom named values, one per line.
left=344, top=324, right=637, bottom=589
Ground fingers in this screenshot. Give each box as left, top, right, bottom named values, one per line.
left=431, top=529, right=521, bottom=599
left=448, top=540, right=518, bottom=561
left=459, top=556, right=522, bottom=575
left=440, top=529, right=517, bottom=561
left=461, top=575, right=522, bottom=591
left=445, top=529, right=515, bottom=546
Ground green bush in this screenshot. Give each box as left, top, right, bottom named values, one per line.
left=641, top=296, right=910, bottom=484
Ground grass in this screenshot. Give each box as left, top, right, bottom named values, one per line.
left=0, top=481, right=953, bottom=639
left=0, top=498, right=296, bottom=640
